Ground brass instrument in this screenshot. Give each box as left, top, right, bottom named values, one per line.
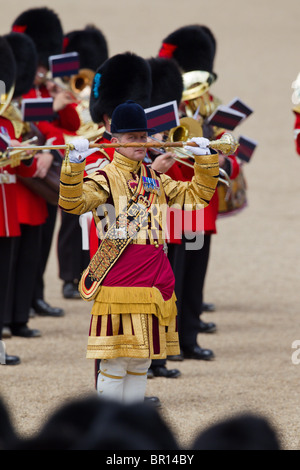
left=166, top=116, right=203, bottom=166
left=182, top=70, right=220, bottom=119
left=168, top=116, right=203, bottom=141
left=168, top=118, right=238, bottom=155
left=149, top=135, right=231, bottom=188
left=0, top=137, right=39, bottom=168
left=167, top=118, right=236, bottom=188
left=69, top=68, right=94, bottom=98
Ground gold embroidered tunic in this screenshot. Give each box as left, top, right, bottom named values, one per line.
left=59, top=151, right=219, bottom=359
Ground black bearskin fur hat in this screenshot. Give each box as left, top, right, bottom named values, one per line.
left=147, top=57, right=183, bottom=107
left=12, top=7, right=63, bottom=68
left=0, top=36, right=16, bottom=93
left=4, top=32, right=37, bottom=97
left=64, top=25, right=109, bottom=71
left=158, top=24, right=216, bottom=73
left=89, top=52, right=152, bottom=124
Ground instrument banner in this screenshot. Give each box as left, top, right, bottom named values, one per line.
left=49, top=52, right=80, bottom=78
left=206, top=104, right=246, bottom=131
left=227, top=97, right=253, bottom=118
left=21, top=98, right=54, bottom=122
left=145, top=100, right=179, bottom=133
left=237, top=136, right=258, bottom=162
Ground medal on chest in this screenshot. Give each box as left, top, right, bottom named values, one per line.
left=141, top=175, right=160, bottom=195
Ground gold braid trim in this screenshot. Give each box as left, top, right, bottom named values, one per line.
left=91, top=286, right=177, bottom=327
left=194, top=153, right=220, bottom=176
left=99, top=371, right=125, bottom=380
left=60, top=161, right=86, bottom=183
left=59, top=182, right=83, bottom=199
left=127, top=370, right=147, bottom=376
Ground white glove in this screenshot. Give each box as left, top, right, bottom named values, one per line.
left=184, top=137, right=211, bottom=155
left=68, top=138, right=98, bottom=163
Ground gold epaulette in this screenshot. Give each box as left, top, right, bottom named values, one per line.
left=2, top=103, right=24, bottom=139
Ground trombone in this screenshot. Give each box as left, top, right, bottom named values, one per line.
left=148, top=136, right=231, bottom=188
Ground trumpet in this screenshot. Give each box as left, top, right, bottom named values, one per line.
left=0, top=137, right=39, bottom=168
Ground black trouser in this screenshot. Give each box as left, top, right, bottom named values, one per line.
left=0, top=237, right=18, bottom=339
left=151, top=234, right=211, bottom=367
left=4, top=224, right=42, bottom=327
left=33, top=203, right=57, bottom=301
left=166, top=234, right=211, bottom=349
left=57, top=211, right=90, bottom=284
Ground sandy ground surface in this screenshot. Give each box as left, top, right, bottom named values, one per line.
left=1, top=0, right=300, bottom=450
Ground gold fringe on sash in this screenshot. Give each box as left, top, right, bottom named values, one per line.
left=91, top=286, right=177, bottom=327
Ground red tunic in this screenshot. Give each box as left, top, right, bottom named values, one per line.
left=0, top=117, right=37, bottom=236
left=166, top=153, right=240, bottom=241
left=22, top=85, right=81, bottom=134
left=293, top=109, right=300, bottom=155
left=16, top=85, right=80, bottom=226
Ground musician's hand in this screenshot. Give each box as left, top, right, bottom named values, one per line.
left=69, top=138, right=98, bottom=163
left=52, top=90, right=77, bottom=111
left=151, top=152, right=175, bottom=173
left=10, top=139, right=21, bottom=147
left=33, top=152, right=54, bottom=179
left=184, top=137, right=211, bottom=155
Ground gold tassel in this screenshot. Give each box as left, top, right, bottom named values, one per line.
left=63, top=143, right=73, bottom=174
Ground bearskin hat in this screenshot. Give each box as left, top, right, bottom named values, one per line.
left=158, top=24, right=216, bottom=74
left=4, top=32, right=38, bottom=97
left=147, top=57, right=183, bottom=107
left=200, top=25, right=217, bottom=57
left=89, top=52, right=152, bottom=124
left=12, top=7, right=63, bottom=68
left=63, top=25, right=109, bottom=72
left=0, top=36, right=16, bottom=93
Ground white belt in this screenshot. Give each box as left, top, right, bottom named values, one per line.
left=0, top=173, right=16, bottom=184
